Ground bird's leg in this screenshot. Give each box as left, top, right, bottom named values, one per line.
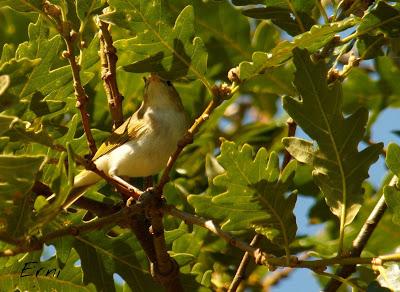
left=109, top=169, right=141, bottom=194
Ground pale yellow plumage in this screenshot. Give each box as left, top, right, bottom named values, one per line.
left=64, top=74, right=189, bottom=209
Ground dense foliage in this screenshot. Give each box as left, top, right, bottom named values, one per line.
left=1, top=0, right=400, bottom=291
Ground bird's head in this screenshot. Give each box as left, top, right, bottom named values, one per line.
left=143, top=73, right=184, bottom=111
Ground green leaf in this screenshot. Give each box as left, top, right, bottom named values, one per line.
left=238, top=18, right=357, bottom=80
left=188, top=141, right=298, bottom=251
left=0, top=113, right=57, bottom=148
left=283, top=48, right=382, bottom=226
left=170, top=225, right=213, bottom=289
left=376, top=56, right=400, bottom=107
left=355, top=33, right=386, bottom=60
left=0, top=74, right=10, bottom=95
left=0, top=0, right=42, bottom=12
left=386, top=143, right=400, bottom=177
left=76, top=0, right=104, bottom=21
left=342, top=67, right=381, bottom=113
left=242, top=7, right=315, bottom=36
left=8, top=16, right=93, bottom=105
left=0, top=58, right=40, bottom=111
left=29, top=91, right=66, bottom=117
left=0, top=114, right=18, bottom=135
left=0, top=249, right=96, bottom=291
left=376, top=262, right=400, bottom=291
left=250, top=166, right=298, bottom=248
left=384, top=185, right=400, bottom=225
left=0, top=154, right=45, bottom=237
left=357, top=2, right=400, bottom=38
left=0, top=154, right=45, bottom=195
left=282, top=137, right=314, bottom=164
left=101, top=1, right=208, bottom=82
left=366, top=281, right=392, bottom=292
left=71, top=230, right=160, bottom=291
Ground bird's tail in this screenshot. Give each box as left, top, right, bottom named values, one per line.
left=63, top=170, right=101, bottom=209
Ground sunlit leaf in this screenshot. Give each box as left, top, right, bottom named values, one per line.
left=238, top=18, right=357, bottom=80
left=189, top=141, right=298, bottom=250
left=100, top=1, right=208, bottom=81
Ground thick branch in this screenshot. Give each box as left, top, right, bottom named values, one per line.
left=149, top=204, right=183, bottom=291
left=324, top=175, right=398, bottom=291
left=98, top=19, right=124, bottom=130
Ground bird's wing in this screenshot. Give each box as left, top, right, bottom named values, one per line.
left=92, top=115, right=148, bottom=161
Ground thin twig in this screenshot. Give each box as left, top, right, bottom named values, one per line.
left=262, top=253, right=309, bottom=290
left=228, top=235, right=261, bottom=291
left=324, top=175, right=397, bottom=291
left=97, top=19, right=124, bottom=130
left=43, top=3, right=97, bottom=156
left=164, top=205, right=400, bottom=270
left=61, top=28, right=97, bottom=156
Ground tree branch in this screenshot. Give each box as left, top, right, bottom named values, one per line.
left=149, top=203, right=183, bottom=291
left=164, top=205, right=400, bottom=270
left=97, top=19, right=124, bottom=130
left=324, top=175, right=398, bottom=291
left=228, top=234, right=261, bottom=291
left=61, top=28, right=97, bottom=156
left=262, top=253, right=309, bottom=290
left=43, top=3, right=97, bottom=156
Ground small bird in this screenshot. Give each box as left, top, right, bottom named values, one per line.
left=63, top=73, right=189, bottom=209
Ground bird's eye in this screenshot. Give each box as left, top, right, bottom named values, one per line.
left=166, top=80, right=172, bottom=86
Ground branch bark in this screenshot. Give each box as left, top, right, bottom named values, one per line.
left=60, top=25, right=97, bottom=156
left=98, top=19, right=124, bottom=130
